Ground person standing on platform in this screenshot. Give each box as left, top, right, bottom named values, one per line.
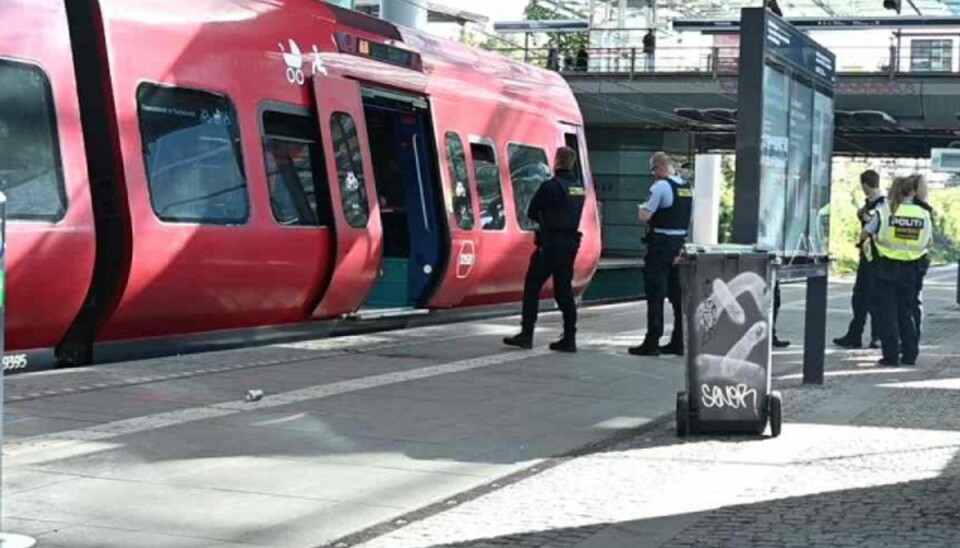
left=504, top=147, right=586, bottom=353
left=834, top=169, right=886, bottom=349
left=913, top=178, right=934, bottom=338
left=862, top=175, right=933, bottom=367
left=642, top=30, right=656, bottom=72
left=629, top=152, right=692, bottom=357
left=772, top=283, right=790, bottom=348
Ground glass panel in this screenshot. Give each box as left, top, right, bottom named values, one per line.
left=138, top=84, right=248, bottom=224
left=0, top=60, right=67, bottom=221
left=507, top=144, right=551, bottom=231
left=330, top=112, right=369, bottom=228
left=758, top=65, right=789, bottom=251
left=262, top=110, right=332, bottom=227
left=784, top=79, right=813, bottom=257
left=470, top=142, right=505, bottom=231
left=445, top=132, right=474, bottom=230
left=809, top=91, right=834, bottom=255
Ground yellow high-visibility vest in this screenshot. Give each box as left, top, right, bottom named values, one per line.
left=874, top=202, right=932, bottom=262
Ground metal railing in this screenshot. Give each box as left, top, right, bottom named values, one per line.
left=492, top=45, right=960, bottom=78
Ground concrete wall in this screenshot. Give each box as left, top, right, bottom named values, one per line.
left=586, top=128, right=693, bottom=258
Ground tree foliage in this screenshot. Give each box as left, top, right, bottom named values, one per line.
left=523, top=0, right=588, bottom=53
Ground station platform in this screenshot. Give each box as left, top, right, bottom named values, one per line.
left=3, top=266, right=959, bottom=548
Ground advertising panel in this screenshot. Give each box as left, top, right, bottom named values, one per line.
left=758, top=66, right=789, bottom=251
left=784, top=79, right=813, bottom=257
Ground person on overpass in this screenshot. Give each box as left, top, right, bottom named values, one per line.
left=629, top=152, right=691, bottom=357
left=861, top=175, right=933, bottom=367
left=504, top=147, right=586, bottom=353
left=834, top=169, right=885, bottom=349
left=642, top=30, right=656, bottom=73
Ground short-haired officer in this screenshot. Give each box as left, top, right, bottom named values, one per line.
left=504, top=147, right=586, bottom=353
left=834, top=169, right=885, bottom=349
left=629, top=152, right=692, bottom=357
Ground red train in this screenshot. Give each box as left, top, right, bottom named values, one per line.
left=0, top=0, right=601, bottom=372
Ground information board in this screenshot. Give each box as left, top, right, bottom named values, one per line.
left=733, top=8, right=836, bottom=259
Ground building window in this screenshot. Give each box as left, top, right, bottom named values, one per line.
left=911, top=39, right=953, bottom=72
left=0, top=59, right=67, bottom=221
left=445, top=132, right=474, bottom=230
left=507, top=144, right=551, bottom=231
left=329, top=112, right=369, bottom=228
left=469, top=142, right=505, bottom=231
left=262, top=110, right=332, bottom=227
left=138, top=84, right=249, bottom=224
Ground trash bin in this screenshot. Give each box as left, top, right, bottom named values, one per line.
left=675, top=245, right=782, bottom=438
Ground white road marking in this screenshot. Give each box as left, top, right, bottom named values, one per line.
left=4, top=348, right=550, bottom=464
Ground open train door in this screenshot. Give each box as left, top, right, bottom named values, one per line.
left=310, top=76, right=383, bottom=318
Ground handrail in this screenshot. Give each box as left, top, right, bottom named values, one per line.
left=489, top=44, right=960, bottom=78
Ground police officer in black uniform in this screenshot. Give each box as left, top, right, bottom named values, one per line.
left=629, top=152, right=692, bottom=357
left=834, top=169, right=885, bottom=349
left=504, top=147, right=586, bottom=353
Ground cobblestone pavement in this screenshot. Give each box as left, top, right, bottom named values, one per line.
left=352, top=273, right=960, bottom=548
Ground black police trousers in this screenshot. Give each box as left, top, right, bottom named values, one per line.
left=521, top=239, right=580, bottom=337
left=914, top=255, right=931, bottom=337
left=643, top=233, right=684, bottom=345
left=875, top=258, right=923, bottom=364
left=843, top=257, right=880, bottom=343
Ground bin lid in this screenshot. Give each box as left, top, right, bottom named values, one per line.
left=682, top=244, right=777, bottom=257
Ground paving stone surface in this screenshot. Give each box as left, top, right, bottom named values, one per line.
left=353, top=268, right=960, bottom=548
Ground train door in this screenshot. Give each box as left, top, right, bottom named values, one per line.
left=360, top=87, right=445, bottom=309
left=309, top=76, right=383, bottom=318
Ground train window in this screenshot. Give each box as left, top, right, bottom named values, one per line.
left=564, top=133, right=586, bottom=183
left=507, top=144, right=551, bottom=231
left=469, top=142, right=505, bottom=231
left=0, top=60, right=67, bottom=221
left=445, top=132, right=474, bottom=230
left=329, top=112, right=369, bottom=228
left=137, top=84, right=249, bottom=224
left=262, top=110, right=333, bottom=227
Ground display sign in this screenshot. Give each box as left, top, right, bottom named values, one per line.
left=334, top=32, right=423, bottom=71
left=675, top=16, right=960, bottom=32
left=493, top=20, right=590, bottom=33
left=733, top=8, right=835, bottom=259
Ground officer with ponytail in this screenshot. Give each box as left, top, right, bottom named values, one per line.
left=861, top=175, right=933, bottom=366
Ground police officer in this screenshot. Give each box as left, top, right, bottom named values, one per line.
left=834, top=169, right=885, bottom=349
left=862, top=175, right=933, bottom=367
left=629, top=152, right=692, bottom=357
left=504, top=147, right=586, bottom=353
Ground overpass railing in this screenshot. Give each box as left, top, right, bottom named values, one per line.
left=494, top=45, right=951, bottom=78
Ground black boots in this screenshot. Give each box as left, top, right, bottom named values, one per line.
left=628, top=338, right=661, bottom=357
left=659, top=341, right=684, bottom=356
left=504, top=332, right=577, bottom=353
left=549, top=337, right=577, bottom=353
left=833, top=336, right=862, bottom=349
left=503, top=332, right=533, bottom=349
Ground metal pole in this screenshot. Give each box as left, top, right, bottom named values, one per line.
left=803, top=272, right=828, bottom=385
left=0, top=192, right=36, bottom=547
left=956, top=261, right=959, bottom=306
left=524, top=32, right=530, bottom=64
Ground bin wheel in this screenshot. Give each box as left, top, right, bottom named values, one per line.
left=676, top=392, right=689, bottom=438
left=768, top=391, right=782, bottom=438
